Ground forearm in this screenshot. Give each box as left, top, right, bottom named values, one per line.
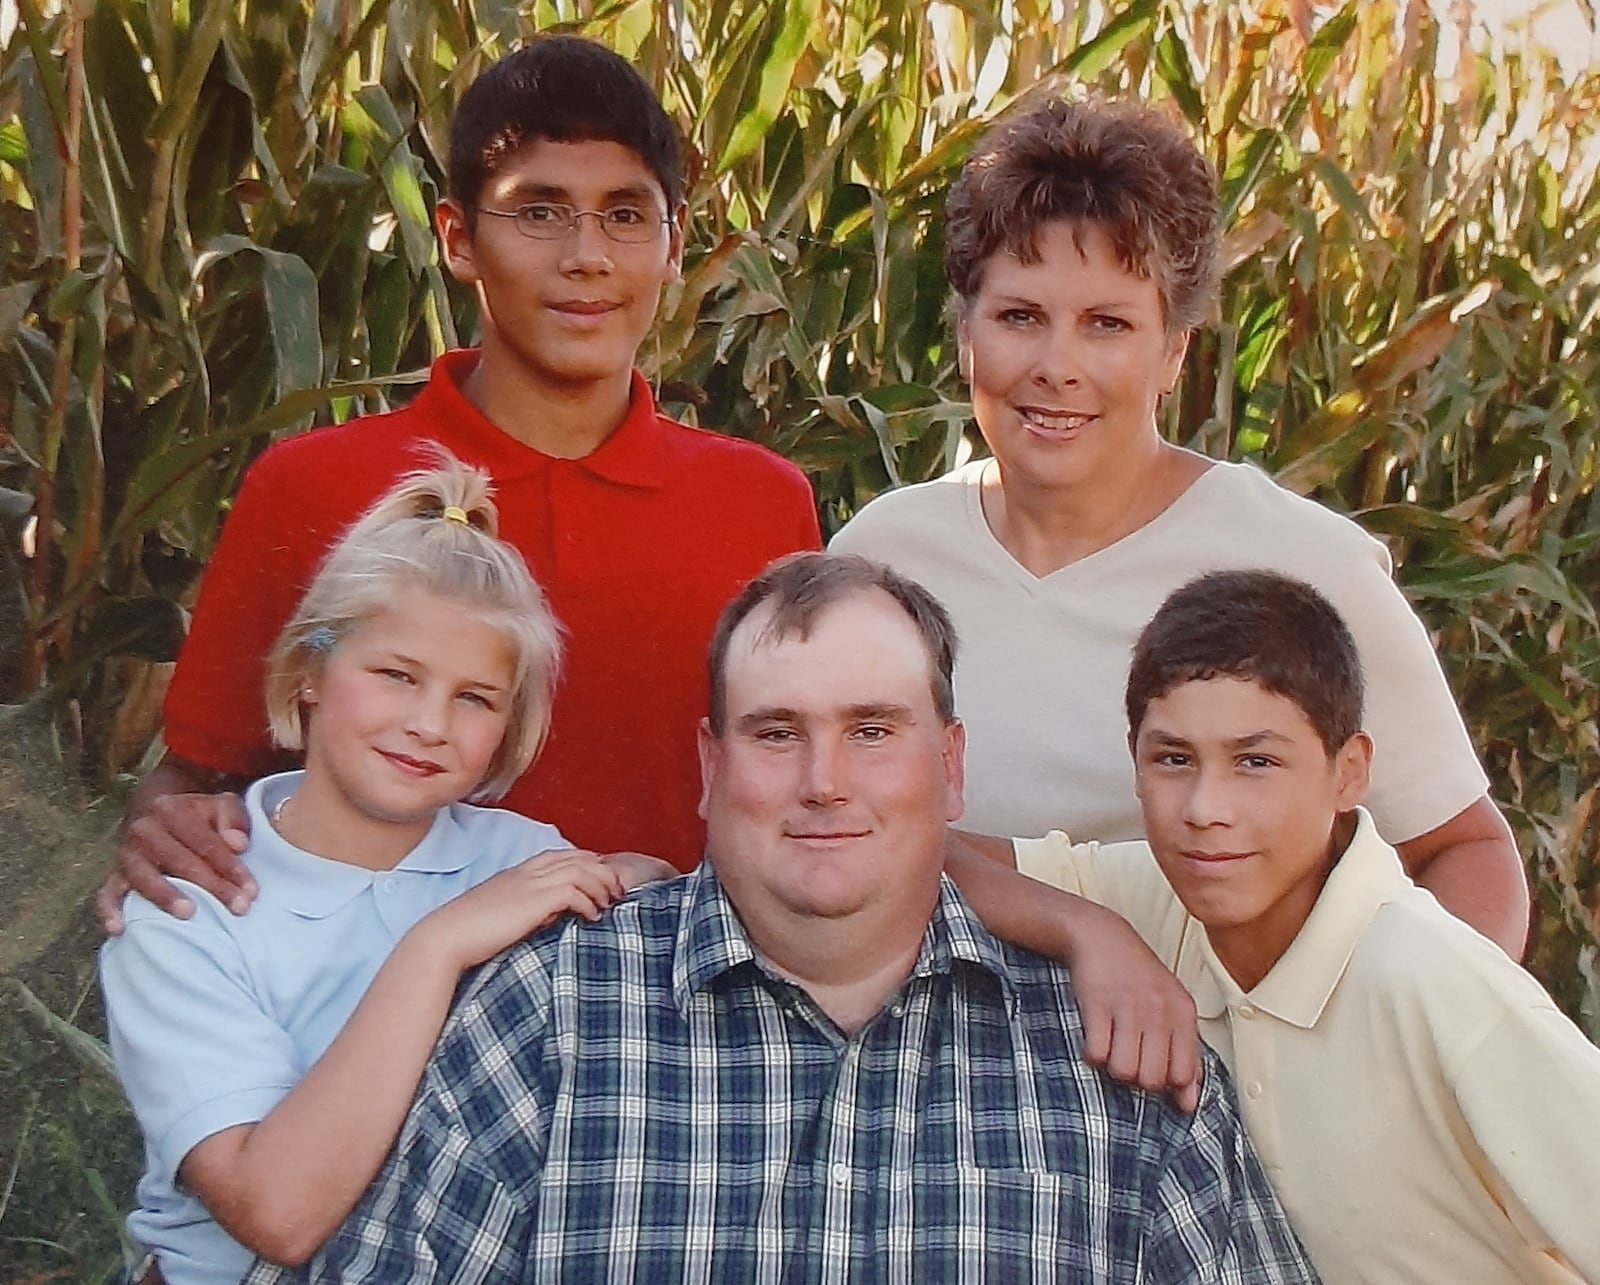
left=192, top=929, right=463, bottom=1263
left=945, top=831, right=1092, bottom=963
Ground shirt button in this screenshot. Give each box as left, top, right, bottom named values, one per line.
left=891, top=1003, right=906, bottom=1018
left=384, top=879, right=399, bottom=895
left=1238, top=1003, right=1257, bottom=1020
left=831, top=1163, right=850, bottom=1186
left=1246, top=1081, right=1263, bottom=1100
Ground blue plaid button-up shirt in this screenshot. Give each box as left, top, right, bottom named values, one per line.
left=261, top=866, right=1316, bottom=1284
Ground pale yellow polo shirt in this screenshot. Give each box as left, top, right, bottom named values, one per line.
left=1016, top=809, right=1600, bottom=1284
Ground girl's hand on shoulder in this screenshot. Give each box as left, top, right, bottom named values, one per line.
left=418, top=850, right=625, bottom=972
left=598, top=851, right=679, bottom=890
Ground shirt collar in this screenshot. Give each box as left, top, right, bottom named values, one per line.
left=671, top=866, right=1019, bottom=1017
left=245, top=773, right=478, bottom=920
left=417, top=351, right=669, bottom=489
left=1191, top=808, right=1409, bottom=1027
left=671, top=864, right=759, bottom=1011
left=915, top=876, right=1021, bottom=1016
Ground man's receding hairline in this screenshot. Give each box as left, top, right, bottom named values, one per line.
left=733, top=584, right=923, bottom=656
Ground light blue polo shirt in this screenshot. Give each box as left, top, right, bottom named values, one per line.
left=99, top=771, right=568, bottom=1285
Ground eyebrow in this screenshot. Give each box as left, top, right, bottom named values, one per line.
left=734, top=702, right=916, bottom=731
left=382, top=652, right=507, bottom=693
left=498, top=181, right=660, bottom=205
left=987, top=291, right=1144, bottom=313
left=1228, top=730, right=1293, bottom=750
left=1142, top=727, right=1292, bottom=750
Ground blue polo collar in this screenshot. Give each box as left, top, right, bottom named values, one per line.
left=244, top=773, right=478, bottom=920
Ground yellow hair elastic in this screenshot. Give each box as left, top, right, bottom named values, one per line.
left=441, top=505, right=470, bottom=525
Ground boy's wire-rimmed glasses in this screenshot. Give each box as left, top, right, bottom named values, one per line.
left=475, top=201, right=671, bottom=244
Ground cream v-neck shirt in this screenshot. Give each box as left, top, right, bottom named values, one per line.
left=832, top=459, right=1488, bottom=843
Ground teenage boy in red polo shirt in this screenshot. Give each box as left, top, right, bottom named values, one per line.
left=101, top=35, right=820, bottom=927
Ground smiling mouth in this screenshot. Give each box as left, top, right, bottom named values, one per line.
left=1017, top=406, right=1097, bottom=435
left=786, top=830, right=871, bottom=844
left=551, top=300, right=621, bottom=316
left=379, top=750, right=445, bottom=777
left=1180, top=850, right=1252, bottom=867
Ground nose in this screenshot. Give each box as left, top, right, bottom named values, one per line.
left=1180, top=765, right=1233, bottom=829
left=403, top=688, right=450, bottom=745
left=560, top=211, right=615, bottom=272
left=798, top=736, right=848, bottom=807
left=1031, top=322, right=1083, bottom=389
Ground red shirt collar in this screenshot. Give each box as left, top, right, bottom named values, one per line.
left=413, top=350, right=671, bottom=489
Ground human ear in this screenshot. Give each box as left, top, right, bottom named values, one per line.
left=436, top=199, right=480, bottom=285
left=956, top=313, right=973, bottom=384
left=1160, top=328, right=1191, bottom=395
left=1332, top=731, right=1373, bottom=810
left=941, top=720, right=967, bottom=825
left=665, top=203, right=687, bottom=282
left=696, top=718, right=720, bottom=822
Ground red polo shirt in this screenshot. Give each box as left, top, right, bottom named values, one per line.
left=164, top=350, right=820, bottom=869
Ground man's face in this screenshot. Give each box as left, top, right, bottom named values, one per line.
left=698, top=590, right=965, bottom=929
left=438, top=137, right=683, bottom=393
left=1132, top=676, right=1370, bottom=983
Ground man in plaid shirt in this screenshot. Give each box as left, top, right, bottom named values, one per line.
left=279, top=553, right=1317, bottom=1284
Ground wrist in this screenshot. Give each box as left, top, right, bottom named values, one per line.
left=392, top=916, right=474, bottom=987
left=1051, top=893, right=1115, bottom=966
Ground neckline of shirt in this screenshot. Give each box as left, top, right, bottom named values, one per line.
left=957, top=457, right=1255, bottom=588
left=416, top=350, right=672, bottom=489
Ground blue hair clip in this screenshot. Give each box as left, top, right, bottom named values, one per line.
left=305, top=626, right=339, bottom=653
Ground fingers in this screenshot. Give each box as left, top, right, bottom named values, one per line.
left=599, top=851, right=679, bottom=889
left=116, top=816, right=199, bottom=920
left=96, top=872, right=133, bottom=936
left=485, top=851, right=626, bottom=919
left=1101, top=1016, right=1147, bottom=1090
left=117, top=793, right=257, bottom=918
left=166, top=795, right=257, bottom=906
left=1167, top=1017, right=1203, bottom=1113
left=1079, top=1004, right=1114, bottom=1068
left=1080, top=983, right=1202, bottom=1111
left=216, top=792, right=253, bottom=857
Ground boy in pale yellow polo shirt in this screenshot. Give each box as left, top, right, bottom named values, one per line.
left=976, top=570, right=1600, bottom=1283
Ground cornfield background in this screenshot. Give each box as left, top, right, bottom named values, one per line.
left=2, top=0, right=1597, bottom=1277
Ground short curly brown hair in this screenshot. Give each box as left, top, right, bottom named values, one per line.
left=944, top=97, right=1220, bottom=332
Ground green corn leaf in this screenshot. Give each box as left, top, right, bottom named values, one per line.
left=717, top=0, right=813, bottom=173
left=1062, top=0, right=1157, bottom=80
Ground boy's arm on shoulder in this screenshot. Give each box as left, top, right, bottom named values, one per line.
left=946, top=830, right=1201, bottom=1110
left=950, top=828, right=1185, bottom=960
left=100, top=751, right=255, bottom=933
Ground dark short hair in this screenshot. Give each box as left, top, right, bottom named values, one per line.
left=1125, top=571, right=1365, bottom=754
left=448, top=36, right=684, bottom=215
left=707, top=553, right=959, bottom=735
left=944, top=96, right=1219, bottom=332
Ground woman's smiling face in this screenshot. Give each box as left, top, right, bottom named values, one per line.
left=958, top=218, right=1188, bottom=499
